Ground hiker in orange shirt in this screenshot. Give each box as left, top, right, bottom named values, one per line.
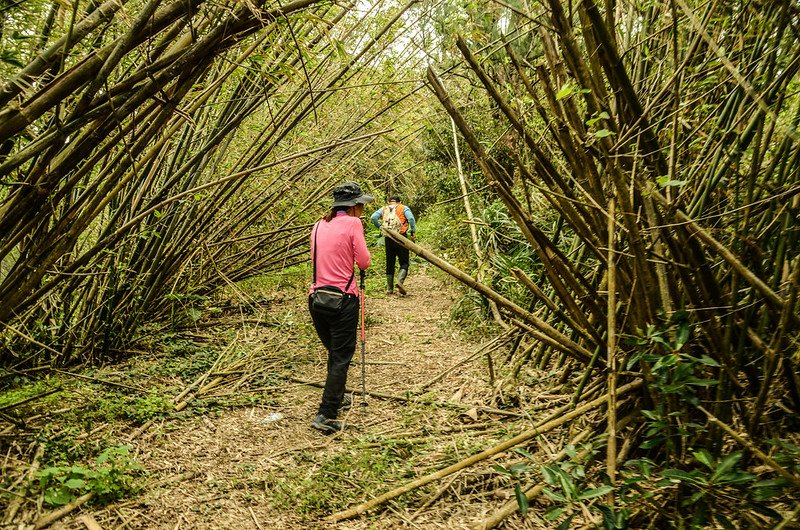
left=370, top=195, right=416, bottom=295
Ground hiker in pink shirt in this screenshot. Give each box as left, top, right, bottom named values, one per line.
left=308, top=182, right=373, bottom=433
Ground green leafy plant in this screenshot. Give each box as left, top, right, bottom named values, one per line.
left=660, top=450, right=757, bottom=528
left=164, top=292, right=209, bottom=327
left=37, top=445, right=144, bottom=506
left=618, top=449, right=787, bottom=529
left=626, top=311, right=716, bottom=457
left=541, top=457, right=615, bottom=529
left=493, top=449, right=536, bottom=515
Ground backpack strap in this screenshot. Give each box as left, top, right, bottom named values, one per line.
left=312, top=222, right=319, bottom=285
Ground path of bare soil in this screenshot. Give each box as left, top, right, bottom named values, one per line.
left=45, top=265, right=555, bottom=530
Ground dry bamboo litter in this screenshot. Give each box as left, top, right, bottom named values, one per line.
left=417, top=331, right=516, bottom=392
left=2, top=445, right=44, bottom=525
left=326, top=379, right=642, bottom=522
left=773, top=503, right=800, bottom=530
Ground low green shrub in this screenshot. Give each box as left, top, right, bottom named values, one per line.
left=37, top=445, right=145, bottom=506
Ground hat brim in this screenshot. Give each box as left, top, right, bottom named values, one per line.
left=331, top=193, right=374, bottom=208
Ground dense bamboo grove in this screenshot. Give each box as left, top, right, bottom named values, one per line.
left=429, top=0, right=800, bottom=423
left=409, top=0, right=800, bottom=525
left=0, top=0, right=426, bottom=366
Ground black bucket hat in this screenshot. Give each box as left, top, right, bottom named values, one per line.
left=330, top=182, right=374, bottom=208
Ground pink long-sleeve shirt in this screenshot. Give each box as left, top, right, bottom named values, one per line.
left=309, top=212, right=371, bottom=297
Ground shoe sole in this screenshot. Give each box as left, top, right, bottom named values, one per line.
left=395, top=284, right=406, bottom=295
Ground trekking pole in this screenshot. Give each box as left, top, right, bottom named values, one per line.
left=359, top=269, right=368, bottom=412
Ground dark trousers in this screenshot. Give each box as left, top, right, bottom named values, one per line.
left=385, top=236, right=409, bottom=275
left=308, top=295, right=359, bottom=419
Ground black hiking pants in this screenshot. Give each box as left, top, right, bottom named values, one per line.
left=308, top=294, right=359, bottom=419
left=385, top=236, right=410, bottom=275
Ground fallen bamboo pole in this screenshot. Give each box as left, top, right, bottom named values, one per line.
left=32, top=492, right=94, bottom=529
left=326, top=379, right=643, bottom=522
left=382, top=227, right=596, bottom=364
left=290, top=377, right=526, bottom=418
left=78, top=514, right=103, bottom=530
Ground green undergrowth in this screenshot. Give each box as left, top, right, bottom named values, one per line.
left=496, top=314, right=800, bottom=529
left=234, top=263, right=309, bottom=300
left=36, top=445, right=145, bottom=507
left=0, top=331, right=285, bottom=510
left=264, top=441, right=420, bottom=516
left=1, top=221, right=505, bottom=517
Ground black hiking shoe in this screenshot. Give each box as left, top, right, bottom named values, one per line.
left=340, top=394, right=352, bottom=411
left=311, top=414, right=344, bottom=433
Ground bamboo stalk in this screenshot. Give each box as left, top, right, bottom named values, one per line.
left=451, top=115, right=506, bottom=328
left=649, top=186, right=790, bottom=317
left=0, top=0, right=130, bottom=107
left=749, top=256, right=800, bottom=430
left=32, top=492, right=94, bottom=529
left=606, top=198, right=617, bottom=504
left=444, top=46, right=604, bottom=318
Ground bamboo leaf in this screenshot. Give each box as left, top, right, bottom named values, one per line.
left=692, top=449, right=714, bottom=469
left=514, top=484, right=529, bottom=515
left=576, top=485, right=614, bottom=500
left=711, top=452, right=743, bottom=482
left=545, top=506, right=567, bottom=521
left=555, top=84, right=575, bottom=100
left=556, top=513, right=577, bottom=530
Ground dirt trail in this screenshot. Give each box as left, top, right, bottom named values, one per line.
left=76, top=265, right=536, bottom=530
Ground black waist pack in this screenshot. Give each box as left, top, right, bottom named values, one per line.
left=311, top=285, right=347, bottom=314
